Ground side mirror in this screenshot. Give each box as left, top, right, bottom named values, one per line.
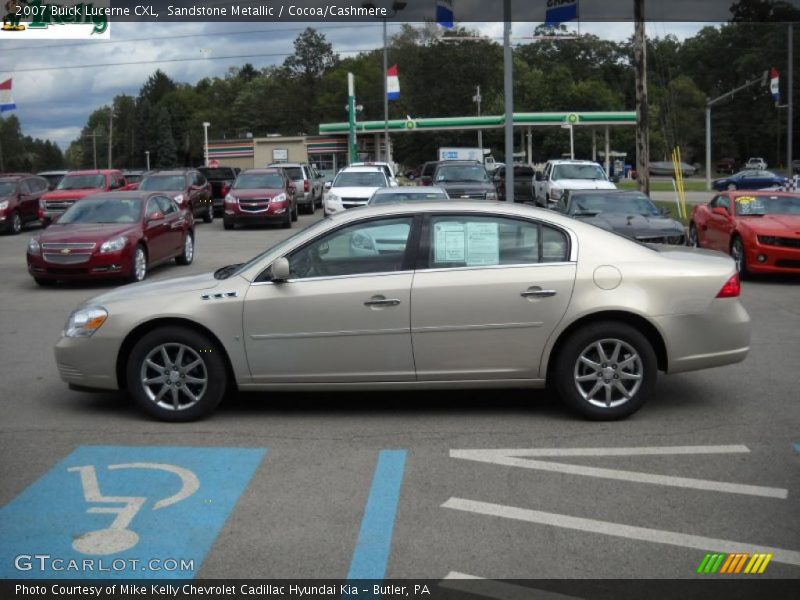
left=324, top=181, right=332, bottom=190
left=712, top=207, right=730, bottom=218
left=270, top=257, right=291, bottom=282
left=660, top=206, right=672, bottom=216
left=147, top=211, right=165, bottom=222
left=534, top=173, right=543, bottom=182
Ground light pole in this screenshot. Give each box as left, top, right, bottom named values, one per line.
left=362, top=1, right=406, bottom=164
left=473, top=85, right=483, bottom=154
left=145, top=150, right=150, bottom=171
left=202, top=121, right=211, bottom=167
left=503, top=0, right=514, bottom=203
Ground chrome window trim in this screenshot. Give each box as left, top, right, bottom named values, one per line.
left=250, top=269, right=415, bottom=287
left=416, top=261, right=576, bottom=275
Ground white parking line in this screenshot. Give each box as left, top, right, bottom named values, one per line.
left=450, top=446, right=788, bottom=499
left=442, top=498, right=800, bottom=567
left=441, top=572, right=584, bottom=600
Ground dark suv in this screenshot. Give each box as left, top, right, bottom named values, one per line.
left=198, top=166, right=240, bottom=216
left=431, top=161, right=498, bottom=201
left=138, top=169, right=214, bottom=223
left=0, top=174, right=49, bottom=234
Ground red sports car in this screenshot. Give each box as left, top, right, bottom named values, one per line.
left=27, top=191, right=195, bottom=286
left=689, top=191, right=800, bottom=276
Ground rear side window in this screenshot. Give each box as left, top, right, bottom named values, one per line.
left=19, top=180, right=32, bottom=195
left=283, top=167, right=304, bottom=180
left=427, top=215, right=569, bottom=268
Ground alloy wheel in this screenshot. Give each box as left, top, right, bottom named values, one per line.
left=11, top=212, right=22, bottom=234
left=731, top=238, right=745, bottom=273
left=133, top=247, right=147, bottom=281
left=573, top=339, right=643, bottom=408
left=139, top=343, right=208, bottom=411
left=184, top=233, right=194, bottom=262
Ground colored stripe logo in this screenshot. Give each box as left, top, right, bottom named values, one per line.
left=697, top=552, right=773, bottom=574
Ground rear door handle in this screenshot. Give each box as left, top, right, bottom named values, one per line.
left=521, top=287, right=557, bottom=299
left=364, top=296, right=401, bottom=307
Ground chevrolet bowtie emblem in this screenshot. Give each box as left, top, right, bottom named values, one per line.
left=61, top=248, right=71, bottom=254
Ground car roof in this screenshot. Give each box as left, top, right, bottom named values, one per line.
left=727, top=190, right=798, bottom=197
left=338, top=166, right=385, bottom=173
left=268, top=162, right=306, bottom=168
left=548, top=160, right=602, bottom=165
left=66, top=170, right=119, bottom=175
left=77, top=191, right=160, bottom=201
left=0, top=174, right=29, bottom=182
left=436, top=160, right=482, bottom=165
left=37, top=170, right=67, bottom=175
left=143, top=170, right=190, bottom=176
left=241, top=168, right=284, bottom=174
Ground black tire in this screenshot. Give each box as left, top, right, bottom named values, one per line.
left=7, top=211, right=22, bottom=235
left=553, top=321, right=657, bottom=421
left=305, top=199, right=316, bottom=215
left=282, top=208, right=292, bottom=228
left=291, top=201, right=299, bottom=222
left=126, top=326, right=227, bottom=422
left=731, top=236, right=749, bottom=279
left=688, top=222, right=700, bottom=247
left=203, top=203, right=214, bottom=223
left=129, top=244, right=147, bottom=283
left=34, top=277, right=55, bottom=286
left=223, top=218, right=234, bottom=231
left=175, top=231, right=194, bottom=265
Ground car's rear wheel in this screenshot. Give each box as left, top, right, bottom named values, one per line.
left=203, top=203, right=214, bottom=223
left=8, top=211, right=22, bottom=235
left=282, top=208, right=292, bottom=228
left=129, top=244, right=147, bottom=283
left=126, top=327, right=227, bottom=421
left=731, top=236, right=749, bottom=278
left=305, top=199, right=316, bottom=215
left=291, top=201, right=299, bottom=222
left=175, top=231, right=194, bottom=265
left=688, top=222, right=700, bottom=247
left=553, top=322, right=657, bottom=420
left=223, top=218, right=234, bottom=230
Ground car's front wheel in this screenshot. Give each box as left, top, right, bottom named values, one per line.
left=129, top=244, right=147, bottom=283
left=731, top=236, right=749, bottom=278
left=203, top=203, right=214, bottom=223
left=553, top=321, right=657, bottom=420
left=126, top=327, right=227, bottom=421
left=7, top=211, right=22, bottom=235
left=688, top=222, right=700, bottom=247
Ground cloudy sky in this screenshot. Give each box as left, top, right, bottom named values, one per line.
left=0, top=21, right=710, bottom=150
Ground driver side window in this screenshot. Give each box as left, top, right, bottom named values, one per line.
left=287, top=217, right=414, bottom=280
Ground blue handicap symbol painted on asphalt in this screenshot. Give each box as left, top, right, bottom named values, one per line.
left=0, top=446, right=265, bottom=579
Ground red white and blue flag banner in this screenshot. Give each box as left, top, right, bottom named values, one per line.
left=0, top=79, right=15, bottom=113
left=436, top=0, right=454, bottom=28
left=545, top=0, right=580, bottom=26
left=770, top=67, right=780, bottom=103
left=387, top=65, right=400, bottom=101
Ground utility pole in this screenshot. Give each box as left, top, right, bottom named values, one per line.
left=85, top=131, right=100, bottom=170
left=107, top=106, right=113, bottom=169
left=503, top=0, right=514, bottom=204
left=788, top=23, right=794, bottom=176
left=634, top=0, right=650, bottom=195
left=473, top=85, right=483, bottom=154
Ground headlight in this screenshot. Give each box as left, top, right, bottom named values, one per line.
left=326, top=193, right=341, bottom=204
left=173, top=194, right=184, bottom=204
left=99, top=236, right=127, bottom=254
left=28, top=237, right=41, bottom=256
left=271, top=193, right=287, bottom=204
left=549, top=188, right=562, bottom=200
left=0, top=200, right=8, bottom=211
left=64, top=306, right=108, bottom=338
left=224, top=193, right=238, bottom=204
left=486, top=191, right=498, bottom=200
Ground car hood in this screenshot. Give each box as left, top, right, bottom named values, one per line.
left=737, top=214, right=800, bottom=235
left=230, top=189, right=285, bottom=199
left=42, top=189, right=103, bottom=201
left=330, top=186, right=382, bottom=198
left=553, top=179, right=616, bottom=190
left=36, top=223, right=140, bottom=243
left=87, top=272, right=221, bottom=306
left=577, top=213, right=685, bottom=238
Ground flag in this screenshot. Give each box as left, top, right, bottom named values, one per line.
left=387, top=65, right=400, bottom=101
left=436, top=0, right=454, bottom=28
left=545, top=0, right=579, bottom=26
left=770, top=68, right=780, bottom=103
left=0, top=79, right=15, bottom=113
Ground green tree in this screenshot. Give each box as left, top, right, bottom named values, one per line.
left=152, top=106, right=177, bottom=168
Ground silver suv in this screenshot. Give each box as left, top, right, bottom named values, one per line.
left=267, top=162, right=323, bottom=214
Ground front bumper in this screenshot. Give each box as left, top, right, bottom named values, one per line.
left=744, top=241, right=800, bottom=274
left=224, top=205, right=289, bottom=225
left=28, top=250, right=132, bottom=280
left=655, top=299, right=751, bottom=374
left=55, top=334, right=121, bottom=391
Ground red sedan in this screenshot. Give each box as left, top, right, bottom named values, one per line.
left=689, top=191, right=800, bottom=276
left=222, top=168, right=298, bottom=229
left=27, top=191, right=195, bottom=286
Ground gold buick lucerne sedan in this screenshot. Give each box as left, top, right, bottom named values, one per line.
left=55, top=202, right=750, bottom=422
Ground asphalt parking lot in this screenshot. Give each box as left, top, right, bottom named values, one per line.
left=0, top=212, right=798, bottom=586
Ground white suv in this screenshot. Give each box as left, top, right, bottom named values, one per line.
left=324, top=166, right=389, bottom=216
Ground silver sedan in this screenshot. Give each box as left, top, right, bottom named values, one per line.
left=55, top=202, right=750, bottom=421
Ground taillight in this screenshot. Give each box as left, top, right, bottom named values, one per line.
left=716, top=273, right=741, bottom=298
left=304, top=180, right=309, bottom=193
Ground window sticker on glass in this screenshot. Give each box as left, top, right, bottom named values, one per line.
left=434, top=222, right=466, bottom=262
left=736, top=196, right=767, bottom=215
left=465, top=222, right=499, bottom=265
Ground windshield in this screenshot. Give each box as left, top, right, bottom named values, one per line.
left=571, top=194, right=659, bottom=216
left=333, top=171, right=387, bottom=188
left=139, top=175, right=185, bottom=191
left=0, top=182, right=16, bottom=196
left=281, top=167, right=304, bottom=180
left=57, top=198, right=142, bottom=224
left=735, top=194, right=800, bottom=216
left=227, top=219, right=331, bottom=279
left=369, top=191, right=448, bottom=205
left=57, top=174, right=105, bottom=190
left=434, top=165, right=489, bottom=183
left=234, top=173, right=285, bottom=189
left=553, top=164, right=607, bottom=181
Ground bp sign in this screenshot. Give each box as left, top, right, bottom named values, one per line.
left=566, top=113, right=580, bottom=124
left=405, top=120, right=417, bottom=130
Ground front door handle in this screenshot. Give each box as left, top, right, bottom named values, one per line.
left=521, top=287, right=557, bottom=299
left=364, top=295, right=401, bottom=307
